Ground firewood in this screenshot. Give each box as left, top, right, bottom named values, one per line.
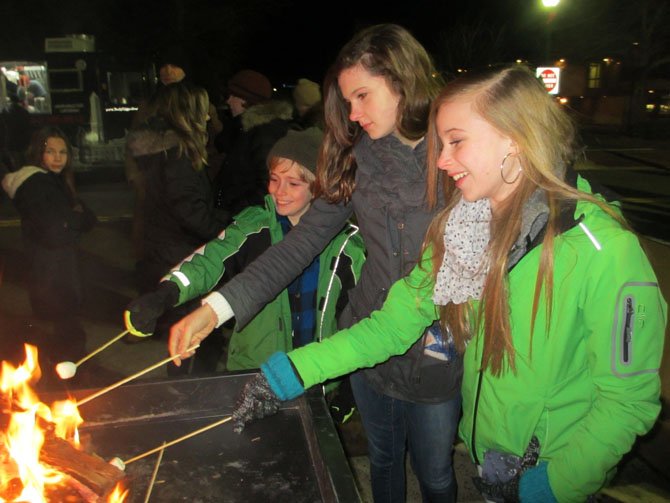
left=39, top=433, right=125, bottom=498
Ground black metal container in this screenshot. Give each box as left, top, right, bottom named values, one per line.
left=65, top=372, right=362, bottom=502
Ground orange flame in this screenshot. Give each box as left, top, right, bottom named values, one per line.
left=107, top=482, right=129, bottom=502
left=0, top=344, right=84, bottom=502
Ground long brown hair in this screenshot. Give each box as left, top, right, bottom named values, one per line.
left=26, top=126, right=73, bottom=170
left=316, top=23, right=443, bottom=203
left=150, top=82, right=209, bottom=170
left=424, top=65, right=625, bottom=376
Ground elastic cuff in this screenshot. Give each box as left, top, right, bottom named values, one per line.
left=519, top=462, right=557, bottom=503
left=124, top=310, right=152, bottom=337
left=261, top=352, right=305, bottom=401
left=202, top=292, right=234, bottom=328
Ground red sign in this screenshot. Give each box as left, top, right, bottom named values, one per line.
left=536, top=67, right=561, bottom=95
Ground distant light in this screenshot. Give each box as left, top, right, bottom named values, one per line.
left=542, top=0, right=560, bottom=6
left=633, top=42, right=639, bottom=46
left=559, top=59, right=565, bottom=63
left=648, top=90, right=654, bottom=94
left=516, top=59, right=523, bottom=64
left=457, top=68, right=464, bottom=73
left=558, top=97, right=568, bottom=105
left=105, top=106, right=139, bottom=112
left=603, top=58, right=611, bottom=63
left=273, top=87, right=277, bottom=92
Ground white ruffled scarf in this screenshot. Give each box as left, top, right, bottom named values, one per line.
left=433, top=197, right=492, bottom=306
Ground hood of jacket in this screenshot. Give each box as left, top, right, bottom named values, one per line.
left=240, top=100, right=294, bottom=132
left=126, top=117, right=181, bottom=158
left=2, top=165, right=48, bottom=199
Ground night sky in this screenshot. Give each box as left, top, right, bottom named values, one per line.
left=1, top=0, right=666, bottom=101
left=0, top=0, right=544, bottom=87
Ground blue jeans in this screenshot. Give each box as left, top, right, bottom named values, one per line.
left=351, top=372, right=461, bottom=503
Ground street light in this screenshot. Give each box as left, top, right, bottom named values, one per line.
left=541, top=0, right=560, bottom=63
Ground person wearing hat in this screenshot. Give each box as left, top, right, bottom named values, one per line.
left=292, top=78, right=324, bottom=130
left=212, top=69, right=296, bottom=217
left=125, top=127, right=366, bottom=383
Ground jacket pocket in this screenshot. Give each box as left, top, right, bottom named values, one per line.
left=611, top=282, right=663, bottom=377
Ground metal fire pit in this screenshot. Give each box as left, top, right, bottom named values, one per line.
left=64, top=372, right=361, bottom=502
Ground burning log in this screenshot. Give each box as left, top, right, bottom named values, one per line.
left=39, top=433, right=126, bottom=500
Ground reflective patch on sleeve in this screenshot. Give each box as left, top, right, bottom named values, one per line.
left=172, top=271, right=191, bottom=287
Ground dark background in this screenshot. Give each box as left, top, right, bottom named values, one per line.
left=2, top=0, right=668, bottom=104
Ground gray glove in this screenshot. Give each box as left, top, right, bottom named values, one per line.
left=472, top=436, right=540, bottom=503
left=232, top=373, right=281, bottom=433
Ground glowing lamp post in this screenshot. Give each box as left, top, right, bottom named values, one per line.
left=542, top=0, right=560, bottom=63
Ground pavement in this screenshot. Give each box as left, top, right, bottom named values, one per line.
left=1, top=158, right=669, bottom=501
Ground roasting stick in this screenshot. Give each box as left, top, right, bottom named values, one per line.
left=76, top=344, right=200, bottom=407
left=55, top=329, right=130, bottom=380
left=143, top=442, right=166, bottom=503
left=122, top=415, right=233, bottom=466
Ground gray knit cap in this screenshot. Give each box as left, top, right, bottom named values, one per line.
left=267, top=127, right=323, bottom=174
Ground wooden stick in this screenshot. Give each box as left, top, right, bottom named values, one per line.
left=75, top=329, right=129, bottom=367
left=143, top=442, right=166, bottom=503
left=124, top=416, right=232, bottom=465
left=77, top=344, right=200, bottom=407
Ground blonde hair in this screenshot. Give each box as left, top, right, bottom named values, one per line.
left=150, top=82, right=209, bottom=170
left=424, top=64, right=625, bottom=375
left=317, top=24, right=443, bottom=203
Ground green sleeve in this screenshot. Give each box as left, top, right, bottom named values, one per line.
left=289, top=249, right=439, bottom=388
left=165, top=213, right=257, bottom=305
left=549, top=232, right=667, bottom=502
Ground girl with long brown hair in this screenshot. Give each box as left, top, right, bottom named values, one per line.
left=169, top=24, right=463, bottom=502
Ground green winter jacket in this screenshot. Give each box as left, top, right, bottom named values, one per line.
left=164, top=195, right=366, bottom=371
left=287, top=178, right=666, bottom=502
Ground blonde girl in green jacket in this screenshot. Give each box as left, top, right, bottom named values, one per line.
left=230, top=65, right=667, bottom=502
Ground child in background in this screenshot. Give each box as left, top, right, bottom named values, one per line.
left=126, top=127, right=365, bottom=395
left=2, top=126, right=96, bottom=376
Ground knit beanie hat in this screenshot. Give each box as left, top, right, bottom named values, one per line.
left=292, top=78, right=321, bottom=111
left=267, top=127, right=324, bottom=174
left=228, top=69, right=272, bottom=106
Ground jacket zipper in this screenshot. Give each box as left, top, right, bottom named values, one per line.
left=317, top=225, right=358, bottom=342
left=622, top=296, right=634, bottom=364
left=471, top=368, right=484, bottom=466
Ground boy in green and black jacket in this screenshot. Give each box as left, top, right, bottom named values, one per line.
left=125, top=128, right=365, bottom=400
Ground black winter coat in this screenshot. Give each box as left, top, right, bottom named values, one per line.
left=2, top=166, right=96, bottom=317
left=126, top=118, right=230, bottom=290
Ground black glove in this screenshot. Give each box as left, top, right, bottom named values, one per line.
left=124, top=281, right=180, bottom=337
left=232, top=373, right=281, bottom=434
left=328, top=377, right=356, bottom=424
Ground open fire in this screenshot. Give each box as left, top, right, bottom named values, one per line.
left=0, top=344, right=127, bottom=502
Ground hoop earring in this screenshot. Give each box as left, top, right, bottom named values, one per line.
left=500, top=153, right=522, bottom=185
